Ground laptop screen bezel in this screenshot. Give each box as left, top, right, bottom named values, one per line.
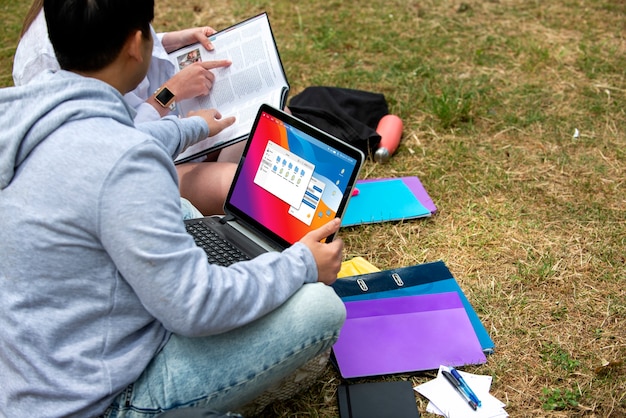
left=223, top=103, right=365, bottom=248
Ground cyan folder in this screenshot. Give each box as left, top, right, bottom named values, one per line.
left=332, top=292, right=487, bottom=379
left=331, top=260, right=495, bottom=355
left=341, top=177, right=435, bottom=227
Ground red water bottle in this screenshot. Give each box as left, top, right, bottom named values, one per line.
left=374, top=114, right=403, bottom=163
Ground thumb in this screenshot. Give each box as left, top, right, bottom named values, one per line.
left=302, top=218, right=341, bottom=243
left=219, top=115, right=236, bottom=128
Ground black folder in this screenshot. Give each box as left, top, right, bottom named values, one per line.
left=337, top=381, right=420, bottom=418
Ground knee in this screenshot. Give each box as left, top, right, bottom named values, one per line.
left=291, top=283, right=346, bottom=335
left=222, top=163, right=238, bottom=192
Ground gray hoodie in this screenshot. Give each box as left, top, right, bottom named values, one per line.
left=0, top=70, right=317, bottom=417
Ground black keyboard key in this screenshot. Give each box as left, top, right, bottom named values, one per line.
left=185, top=221, right=250, bottom=266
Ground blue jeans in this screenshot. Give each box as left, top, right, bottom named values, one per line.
left=103, top=283, right=346, bottom=417
left=180, top=197, right=203, bottom=220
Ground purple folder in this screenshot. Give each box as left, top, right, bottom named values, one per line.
left=332, top=292, right=487, bottom=379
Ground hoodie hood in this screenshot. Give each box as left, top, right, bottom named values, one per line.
left=0, top=70, right=134, bottom=189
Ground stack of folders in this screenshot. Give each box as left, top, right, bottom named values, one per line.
left=330, top=260, right=494, bottom=380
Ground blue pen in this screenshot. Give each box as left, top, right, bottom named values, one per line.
left=450, top=367, right=482, bottom=407
left=441, top=370, right=477, bottom=411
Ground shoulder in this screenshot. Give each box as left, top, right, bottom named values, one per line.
left=13, top=11, right=59, bottom=86
left=20, top=10, right=50, bottom=49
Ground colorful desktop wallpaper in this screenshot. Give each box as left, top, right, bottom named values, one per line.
left=228, top=110, right=359, bottom=245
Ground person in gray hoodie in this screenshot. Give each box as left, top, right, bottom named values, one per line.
left=0, top=0, right=347, bottom=417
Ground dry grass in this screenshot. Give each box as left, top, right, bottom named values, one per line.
left=1, top=0, right=624, bottom=417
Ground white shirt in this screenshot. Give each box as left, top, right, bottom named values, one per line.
left=12, top=10, right=175, bottom=123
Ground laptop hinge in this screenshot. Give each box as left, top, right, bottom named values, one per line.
left=219, top=214, right=236, bottom=224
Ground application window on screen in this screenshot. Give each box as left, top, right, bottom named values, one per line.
left=288, top=176, right=326, bottom=226
left=253, top=140, right=315, bottom=209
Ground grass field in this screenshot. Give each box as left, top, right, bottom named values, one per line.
left=1, top=0, right=624, bottom=417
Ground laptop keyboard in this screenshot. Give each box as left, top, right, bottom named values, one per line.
left=185, top=220, right=251, bottom=267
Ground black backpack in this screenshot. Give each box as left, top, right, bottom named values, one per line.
left=288, top=86, right=389, bottom=156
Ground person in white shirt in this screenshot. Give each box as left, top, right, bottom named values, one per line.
left=13, top=0, right=238, bottom=216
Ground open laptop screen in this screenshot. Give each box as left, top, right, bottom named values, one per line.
left=225, top=104, right=364, bottom=247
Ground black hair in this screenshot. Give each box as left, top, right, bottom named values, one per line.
left=44, top=0, right=154, bottom=72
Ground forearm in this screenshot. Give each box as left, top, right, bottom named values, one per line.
left=135, top=116, right=209, bottom=158
left=160, top=27, right=215, bottom=54
left=100, top=147, right=317, bottom=337
left=160, top=30, right=195, bottom=53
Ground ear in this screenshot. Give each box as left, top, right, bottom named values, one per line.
left=126, top=30, right=146, bottom=63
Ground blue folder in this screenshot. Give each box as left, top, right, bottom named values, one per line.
left=341, top=177, right=433, bottom=227
left=331, top=260, right=495, bottom=354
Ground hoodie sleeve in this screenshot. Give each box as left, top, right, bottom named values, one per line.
left=98, top=138, right=318, bottom=337
left=135, top=115, right=209, bottom=159
left=132, top=102, right=161, bottom=124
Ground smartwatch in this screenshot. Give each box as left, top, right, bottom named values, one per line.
left=154, top=86, right=176, bottom=111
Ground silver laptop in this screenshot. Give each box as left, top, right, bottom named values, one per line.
left=184, top=104, right=365, bottom=266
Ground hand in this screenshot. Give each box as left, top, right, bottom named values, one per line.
left=187, top=109, right=236, bottom=137
left=161, top=26, right=217, bottom=53
left=167, top=60, right=232, bottom=101
left=299, top=218, right=344, bottom=285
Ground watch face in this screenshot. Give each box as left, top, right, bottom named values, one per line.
left=156, top=87, right=175, bottom=106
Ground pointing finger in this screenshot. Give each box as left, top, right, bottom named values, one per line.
left=199, top=59, right=232, bottom=70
